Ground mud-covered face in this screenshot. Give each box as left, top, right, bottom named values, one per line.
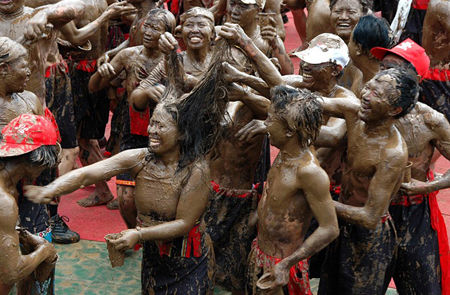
left=380, top=54, right=409, bottom=71
left=300, top=61, right=336, bottom=92
left=330, top=0, right=363, bottom=43
left=0, top=0, right=24, bottom=14
left=3, top=55, right=30, bottom=93
left=228, top=0, right=259, bottom=28
left=142, top=18, right=166, bottom=49
left=147, top=105, right=180, bottom=155
left=348, top=31, right=373, bottom=69
left=181, top=15, right=214, bottom=50
left=359, top=73, right=400, bottom=123
left=265, top=106, right=290, bottom=149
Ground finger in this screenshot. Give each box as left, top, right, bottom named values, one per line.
left=106, top=64, right=116, bottom=76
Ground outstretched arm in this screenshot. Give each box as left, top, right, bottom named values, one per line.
left=319, top=96, right=360, bottom=119
left=336, top=151, right=407, bottom=229
left=24, top=149, right=146, bottom=204
left=264, top=165, right=339, bottom=290
left=110, top=163, right=211, bottom=250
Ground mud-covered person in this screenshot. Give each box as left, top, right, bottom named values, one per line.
left=246, top=87, right=339, bottom=294
left=88, top=9, right=176, bottom=228
left=370, top=39, right=450, bottom=294
left=24, top=60, right=232, bottom=294
left=0, top=114, right=60, bottom=295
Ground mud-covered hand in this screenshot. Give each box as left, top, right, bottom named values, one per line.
left=401, top=179, right=432, bottom=195
left=260, top=23, right=277, bottom=44
left=223, top=61, right=245, bottom=83
left=159, top=32, right=178, bottom=55
left=23, top=185, right=56, bottom=204
left=105, top=1, right=137, bottom=19
left=236, top=119, right=267, bottom=142
left=218, top=23, right=250, bottom=47
left=256, top=262, right=290, bottom=292
left=35, top=243, right=58, bottom=282
left=144, top=84, right=166, bottom=104
left=25, top=11, right=53, bottom=41
left=98, top=62, right=116, bottom=78
left=109, top=229, right=140, bottom=251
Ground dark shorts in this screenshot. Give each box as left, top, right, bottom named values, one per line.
left=141, top=234, right=215, bottom=295
left=68, top=60, right=109, bottom=140
left=399, top=8, right=427, bottom=45
left=318, top=217, right=397, bottom=295
left=420, top=75, right=450, bottom=122
left=386, top=197, right=441, bottom=294
left=204, top=182, right=258, bottom=291
left=116, top=101, right=148, bottom=184
left=45, top=62, right=77, bottom=149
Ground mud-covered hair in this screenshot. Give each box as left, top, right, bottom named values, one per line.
left=0, top=145, right=59, bottom=169
left=376, top=67, right=419, bottom=118
left=271, top=86, right=323, bottom=147
left=330, top=0, right=373, bottom=13
left=146, top=8, right=176, bottom=33
left=0, top=37, right=27, bottom=66
left=353, top=15, right=393, bottom=53
left=155, top=40, right=230, bottom=169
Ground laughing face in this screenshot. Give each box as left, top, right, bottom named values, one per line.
left=300, top=61, right=337, bottom=92
left=181, top=15, right=214, bottom=50
left=147, top=105, right=180, bottom=155
left=330, top=0, right=363, bottom=43
left=228, top=0, right=259, bottom=28
left=0, top=0, right=24, bottom=14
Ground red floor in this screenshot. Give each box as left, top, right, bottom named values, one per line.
left=59, top=12, right=450, bottom=246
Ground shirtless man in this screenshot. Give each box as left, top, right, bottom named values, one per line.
left=0, top=114, right=59, bottom=295
left=24, top=59, right=230, bottom=294
left=246, top=86, right=339, bottom=294
left=89, top=9, right=176, bottom=228
left=371, top=38, right=450, bottom=294
left=419, top=0, right=450, bottom=121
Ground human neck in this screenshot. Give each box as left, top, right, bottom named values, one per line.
left=279, top=137, right=307, bottom=161
left=359, top=60, right=379, bottom=83
left=136, top=1, right=154, bottom=14
left=364, top=117, right=394, bottom=134
left=187, top=46, right=211, bottom=64
left=317, top=82, right=338, bottom=97
left=156, top=148, right=181, bottom=168
left=0, top=86, right=12, bottom=98
left=242, top=21, right=258, bottom=39
left=143, top=47, right=162, bottom=60
left=0, top=6, right=24, bottom=20
left=0, top=161, right=25, bottom=193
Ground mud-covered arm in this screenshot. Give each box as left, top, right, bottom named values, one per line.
left=89, top=49, right=127, bottom=93
left=0, top=195, right=54, bottom=287
left=209, top=0, right=228, bottom=22
left=402, top=113, right=450, bottom=194
left=24, top=149, right=146, bottom=204
left=270, top=37, right=294, bottom=75
left=319, top=96, right=360, bottom=120
left=219, top=23, right=284, bottom=88
left=223, top=62, right=270, bottom=98
left=110, top=164, right=211, bottom=250
left=60, top=2, right=136, bottom=46
left=336, top=153, right=406, bottom=229
left=315, top=118, right=346, bottom=148
left=229, top=83, right=270, bottom=119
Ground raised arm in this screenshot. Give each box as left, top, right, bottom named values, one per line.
left=319, top=96, right=360, bottom=119
left=336, top=150, right=407, bottom=229
left=228, top=83, right=270, bottom=119
left=0, top=195, right=56, bottom=290
left=110, top=163, right=211, bottom=250
left=223, top=62, right=270, bottom=98
left=24, top=149, right=146, bottom=204
left=88, top=49, right=128, bottom=93
left=218, top=23, right=284, bottom=88
left=264, top=164, right=339, bottom=290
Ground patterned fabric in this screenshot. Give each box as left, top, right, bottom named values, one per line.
left=204, top=182, right=259, bottom=291
left=399, top=8, right=427, bottom=45
left=0, top=114, right=58, bottom=157
left=420, top=68, right=450, bottom=121
left=45, top=61, right=77, bottom=149
left=141, top=234, right=215, bottom=295
left=318, top=218, right=397, bottom=295
left=247, top=239, right=312, bottom=295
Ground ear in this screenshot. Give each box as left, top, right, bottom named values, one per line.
left=286, top=130, right=294, bottom=138
left=332, top=65, right=343, bottom=77
left=174, top=25, right=182, bottom=38
left=356, top=43, right=363, bottom=56
left=388, top=106, right=403, bottom=117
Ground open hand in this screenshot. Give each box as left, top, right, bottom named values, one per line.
left=108, top=229, right=140, bottom=251
left=98, top=62, right=116, bottom=78
left=106, top=1, right=137, bottom=19
left=256, top=262, right=290, bottom=292
left=159, top=32, right=178, bottom=54
left=218, top=23, right=249, bottom=47
left=236, top=119, right=267, bottom=142
left=23, top=185, right=56, bottom=204
left=223, top=62, right=244, bottom=83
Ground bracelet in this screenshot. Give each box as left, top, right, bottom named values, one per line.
left=135, top=226, right=143, bottom=242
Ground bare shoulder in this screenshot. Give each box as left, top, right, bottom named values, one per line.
left=384, top=129, right=408, bottom=166
left=190, top=159, right=211, bottom=181
left=417, top=102, right=449, bottom=131
left=0, top=192, right=18, bottom=226
left=297, top=152, right=330, bottom=188
left=21, top=91, right=43, bottom=115
left=335, top=85, right=358, bottom=100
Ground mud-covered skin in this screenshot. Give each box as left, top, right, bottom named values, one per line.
left=422, top=0, right=450, bottom=67
left=0, top=92, right=43, bottom=129
left=318, top=219, right=397, bottom=295
left=305, top=0, right=331, bottom=41
left=203, top=184, right=258, bottom=290
left=142, top=234, right=215, bottom=295
left=44, top=62, right=77, bottom=149
left=387, top=198, right=441, bottom=294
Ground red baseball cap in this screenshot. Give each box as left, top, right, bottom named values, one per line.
left=0, top=114, right=58, bottom=157
left=371, top=38, right=430, bottom=80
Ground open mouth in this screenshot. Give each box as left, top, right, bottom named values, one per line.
left=149, top=137, right=161, bottom=148
left=0, top=0, right=13, bottom=4
left=189, top=36, right=203, bottom=44
left=337, top=22, right=351, bottom=30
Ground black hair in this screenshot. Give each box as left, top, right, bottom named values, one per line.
left=0, top=145, right=59, bottom=168
left=157, top=40, right=230, bottom=170
left=378, top=67, right=419, bottom=118
left=146, top=8, right=176, bottom=33
left=330, top=0, right=373, bottom=13
left=381, top=53, right=418, bottom=77
left=352, top=15, right=393, bottom=53
left=271, top=86, right=323, bottom=147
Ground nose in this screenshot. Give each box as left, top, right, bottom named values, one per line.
left=339, top=10, right=349, bottom=19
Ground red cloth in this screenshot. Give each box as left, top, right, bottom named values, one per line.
left=45, top=60, right=69, bottom=78
left=424, top=68, right=450, bottom=82
left=427, top=171, right=450, bottom=295
left=129, top=106, right=150, bottom=136
left=252, top=239, right=312, bottom=295
left=75, top=59, right=97, bottom=73
left=412, top=0, right=429, bottom=9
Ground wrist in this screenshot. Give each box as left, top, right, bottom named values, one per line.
left=135, top=227, right=143, bottom=242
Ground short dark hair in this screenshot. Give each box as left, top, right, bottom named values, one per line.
left=146, top=9, right=176, bottom=33
left=0, top=145, right=59, bottom=168
left=330, top=0, right=373, bottom=13
left=353, top=15, right=393, bottom=53
left=271, top=86, right=323, bottom=147
left=378, top=67, right=419, bottom=118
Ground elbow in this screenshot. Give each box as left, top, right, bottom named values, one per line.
left=329, top=225, right=340, bottom=241
left=363, top=215, right=380, bottom=231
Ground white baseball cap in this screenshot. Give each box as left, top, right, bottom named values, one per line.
left=293, top=33, right=350, bottom=68
left=239, top=0, right=266, bottom=9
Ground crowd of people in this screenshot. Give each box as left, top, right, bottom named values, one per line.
left=0, top=0, right=449, bottom=294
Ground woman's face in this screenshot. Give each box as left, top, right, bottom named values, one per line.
left=147, top=105, right=180, bottom=155
left=330, top=0, right=364, bottom=43
left=3, top=54, right=31, bottom=94
left=181, top=16, right=214, bottom=51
